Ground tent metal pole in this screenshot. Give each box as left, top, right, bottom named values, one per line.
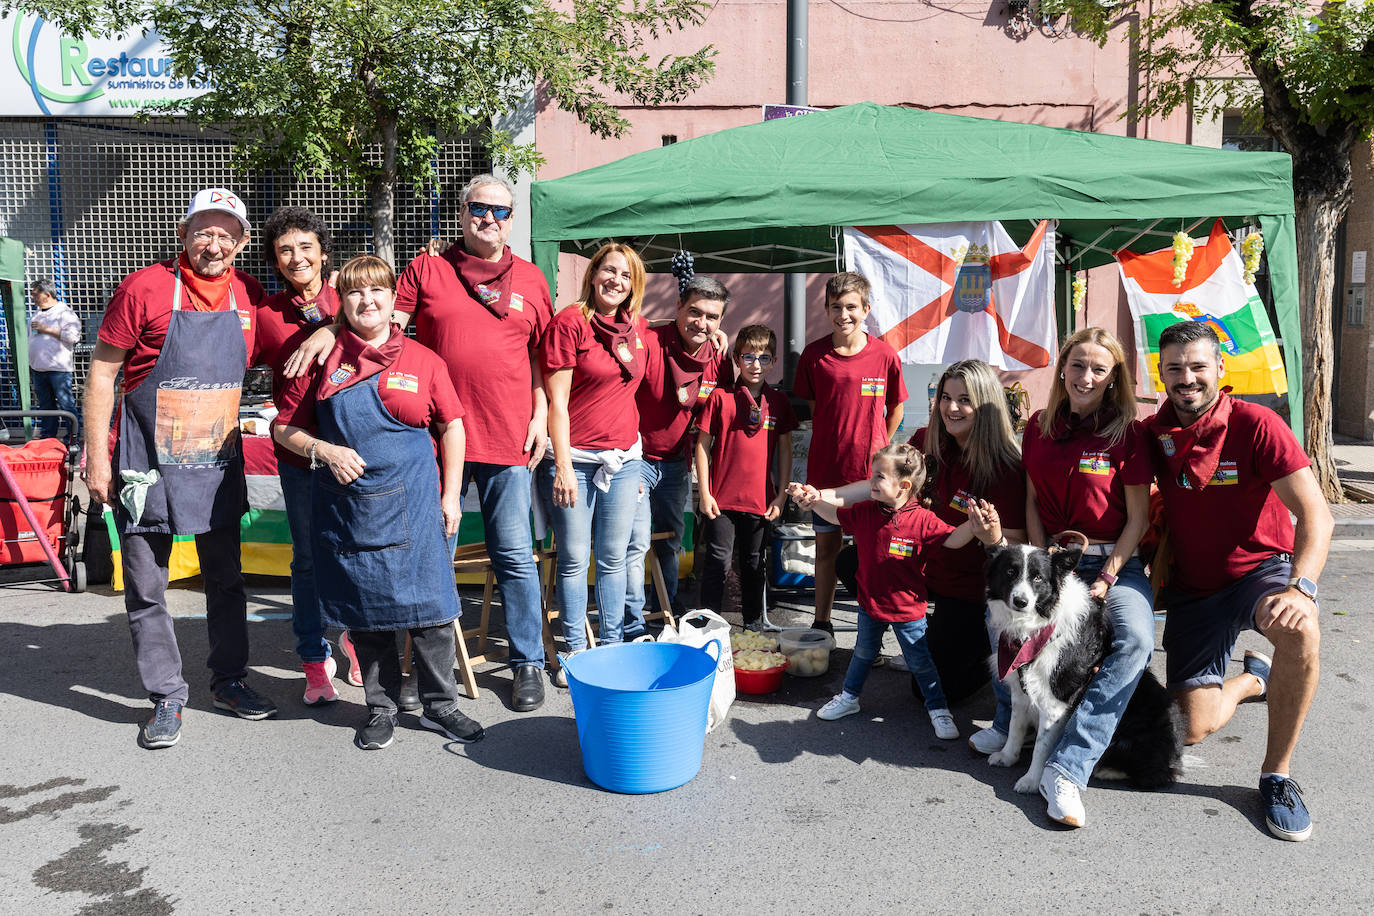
left=783, top=0, right=808, bottom=386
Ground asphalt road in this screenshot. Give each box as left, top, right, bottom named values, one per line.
left=1, top=543, right=1371, bottom=914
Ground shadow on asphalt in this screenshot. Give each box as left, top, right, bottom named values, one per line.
left=0, top=607, right=362, bottom=732
left=453, top=715, right=590, bottom=788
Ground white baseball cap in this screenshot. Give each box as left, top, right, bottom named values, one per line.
left=185, top=187, right=251, bottom=232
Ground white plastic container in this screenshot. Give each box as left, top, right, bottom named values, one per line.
left=776, top=627, right=836, bottom=677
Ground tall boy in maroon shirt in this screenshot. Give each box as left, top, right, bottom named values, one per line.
left=793, top=272, right=906, bottom=631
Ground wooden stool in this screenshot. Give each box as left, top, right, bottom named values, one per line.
left=643, top=531, right=678, bottom=629
left=537, top=541, right=600, bottom=675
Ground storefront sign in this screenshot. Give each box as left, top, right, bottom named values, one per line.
left=3, top=12, right=207, bottom=116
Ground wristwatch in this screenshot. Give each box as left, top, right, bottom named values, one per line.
left=1287, top=576, right=1318, bottom=600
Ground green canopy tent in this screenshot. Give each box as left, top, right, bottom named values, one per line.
left=530, top=101, right=1303, bottom=439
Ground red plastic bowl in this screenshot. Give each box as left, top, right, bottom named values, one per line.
left=732, top=655, right=789, bottom=694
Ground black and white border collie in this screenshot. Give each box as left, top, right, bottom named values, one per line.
left=983, top=544, right=1181, bottom=794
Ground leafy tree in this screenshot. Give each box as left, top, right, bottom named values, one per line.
left=14, top=0, right=715, bottom=266
left=1045, top=0, right=1374, bottom=499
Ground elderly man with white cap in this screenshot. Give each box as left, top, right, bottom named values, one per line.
left=84, top=188, right=273, bottom=750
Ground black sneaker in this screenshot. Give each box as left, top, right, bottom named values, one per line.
left=211, top=680, right=279, bottom=720
left=138, top=699, right=183, bottom=749
left=355, top=712, right=396, bottom=750
left=419, top=707, right=486, bottom=743
left=398, top=674, right=422, bottom=712
left=810, top=619, right=835, bottom=635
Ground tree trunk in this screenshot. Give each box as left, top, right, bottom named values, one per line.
left=369, top=113, right=398, bottom=268
left=1292, top=190, right=1346, bottom=502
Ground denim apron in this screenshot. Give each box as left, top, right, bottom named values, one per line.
left=310, top=374, right=460, bottom=631
left=115, top=267, right=247, bottom=535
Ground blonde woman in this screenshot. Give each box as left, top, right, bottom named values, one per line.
left=1018, top=327, right=1154, bottom=827
left=540, top=243, right=649, bottom=677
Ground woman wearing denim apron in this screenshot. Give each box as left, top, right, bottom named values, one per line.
left=1019, top=327, right=1156, bottom=828
left=540, top=243, right=648, bottom=686
left=274, top=256, right=483, bottom=751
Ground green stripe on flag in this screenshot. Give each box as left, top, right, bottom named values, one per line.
left=1141, top=298, right=1275, bottom=355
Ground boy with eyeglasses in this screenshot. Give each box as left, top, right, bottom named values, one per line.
left=694, top=325, right=798, bottom=629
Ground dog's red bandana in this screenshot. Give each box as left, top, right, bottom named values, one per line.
left=997, top=625, right=1057, bottom=680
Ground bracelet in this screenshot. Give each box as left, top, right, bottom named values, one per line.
left=1097, top=570, right=1118, bottom=586
left=308, top=439, right=321, bottom=470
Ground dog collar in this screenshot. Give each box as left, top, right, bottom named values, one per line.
left=997, top=624, right=1057, bottom=680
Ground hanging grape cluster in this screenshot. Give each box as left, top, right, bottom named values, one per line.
left=670, top=250, right=695, bottom=295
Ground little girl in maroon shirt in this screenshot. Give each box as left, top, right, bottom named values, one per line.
left=790, top=444, right=1002, bottom=739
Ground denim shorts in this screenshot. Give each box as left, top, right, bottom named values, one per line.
left=1162, top=554, right=1293, bottom=689
left=810, top=511, right=839, bottom=534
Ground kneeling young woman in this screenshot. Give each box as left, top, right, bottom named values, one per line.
left=273, top=255, right=483, bottom=751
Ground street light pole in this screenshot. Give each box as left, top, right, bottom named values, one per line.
left=783, top=0, right=808, bottom=386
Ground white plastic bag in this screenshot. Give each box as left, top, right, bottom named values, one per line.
left=658, top=609, right=735, bottom=732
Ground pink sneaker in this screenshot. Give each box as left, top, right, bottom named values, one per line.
left=338, top=632, right=363, bottom=687
left=303, top=658, right=339, bottom=705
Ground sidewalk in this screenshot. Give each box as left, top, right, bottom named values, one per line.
left=1333, top=435, right=1374, bottom=536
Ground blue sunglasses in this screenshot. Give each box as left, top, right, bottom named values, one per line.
left=466, top=201, right=513, bottom=221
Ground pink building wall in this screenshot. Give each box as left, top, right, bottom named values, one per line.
left=539, top=0, right=1197, bottom=415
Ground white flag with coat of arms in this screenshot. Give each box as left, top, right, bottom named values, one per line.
left=844, top=220, right=1057, bottom=370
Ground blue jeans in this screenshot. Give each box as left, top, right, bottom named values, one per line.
left=538, top=458, right=642, bottom=651
left=279, top=461, right=330, bottom=663
left=843, top=610, right=948, bottom=711
left=986, top=555, right=1155, bottom=784
left=446, top=462, right=545, bottom=668
left=1048, top=555, right=1155, bottom=788
left=623, top=457, right=690, bottom=636
left=32, top=370, right=76, bottom=440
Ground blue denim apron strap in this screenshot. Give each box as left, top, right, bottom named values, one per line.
left=311, top=375, right=461, bottom=632
left=115, top=265, right=247, bottom=535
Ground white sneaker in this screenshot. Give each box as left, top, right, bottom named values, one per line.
left=968, top=725, right=1007, bottom=755
left=552, top=649, right=585, bottom=689
left=817, top=693, right=861, bottom=721
left=1040, top=768, right=1086, bottom=827
left=928, top=708, right=959, bottom=740
left=887, top=653, right=909, bottom=672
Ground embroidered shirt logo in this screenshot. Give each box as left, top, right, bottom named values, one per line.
left=616, top=341, right=634, bottom=363
left=888, top=536, right=915, bottom=558
left=1078, top=451, right=1112, bottom=476
left=677, top=384, right=692, bottom=405
left=698, top=381, right=716, bottom=400
left=328, top=362, right=356, bottom=385
left=299, top=301, right=323, bottom=323
left=238, top=309, right=252, bottom=331
left=475, top=284, right=501, bottom=306
left=1210, top=460, right=1239, bottom=486
left=509, top=293, right=524, bottom=312
left=860, top=377, right=886, bottom=397
left=949, top=489, right=974, bottom=514
left=1159, top=433, right=1175, bottom=457
left=385, top=373, right=419, bottom=394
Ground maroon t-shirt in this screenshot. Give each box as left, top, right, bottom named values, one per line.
left=98, top=259, right=264, bottom=394
left=837, top=500, right=955, bottom=622
left=698, top=385, right=799, bottom=515
left=909, top=427, right=1026, bottom=602
left=1149, top=396, right=1309, bottom=595
left=637, top=323, right=732, bottom=461
left=276, top=336, right=464, bottom=436
left=252, top=285, right=340, bottom=468
left=394, top=249, right=550, bottom=465
left=1022, top=410, right=1153, bottom=541
left=793, top=335, right=906, bottom=489
left=541, top=307, right=648, bottom=451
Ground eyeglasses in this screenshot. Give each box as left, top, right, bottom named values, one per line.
left=466, top=202, right=513, bottom=221
left=740, top=354, right=774, bottom=366
left=191, top=230, right=242, bottom=248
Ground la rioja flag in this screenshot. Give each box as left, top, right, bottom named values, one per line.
left=844, top=221, right=1057, bottom=370
left=1116, top=219, right=1287, bottom=396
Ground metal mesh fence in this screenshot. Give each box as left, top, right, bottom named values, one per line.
left=0, top=116, right=489, bottom=420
